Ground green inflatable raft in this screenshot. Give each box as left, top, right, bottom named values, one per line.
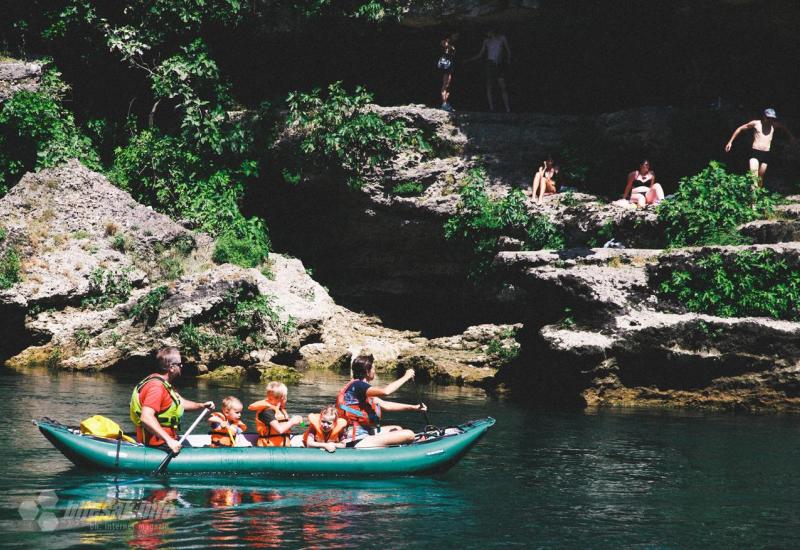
left=36, top=417, right=495, bottom=476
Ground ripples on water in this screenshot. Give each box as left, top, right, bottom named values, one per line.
left=3, top=368, right=800, bottom=548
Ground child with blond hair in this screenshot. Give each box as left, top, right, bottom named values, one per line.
left=207, top=396, right=246, bottom=448
left=303, top=405, right=348, bottom=453
left=248, top=381, right=303, bottom=447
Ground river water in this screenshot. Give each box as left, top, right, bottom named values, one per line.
left=1, top=367, right=799, bottom=548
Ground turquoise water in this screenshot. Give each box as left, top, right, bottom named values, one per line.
left=1, top=368, right=800, bottom=548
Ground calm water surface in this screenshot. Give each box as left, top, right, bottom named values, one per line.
left=1, top=367, right=800, bottom=548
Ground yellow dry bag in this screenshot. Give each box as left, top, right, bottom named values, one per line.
left=80, top=415, right=136, bottom=443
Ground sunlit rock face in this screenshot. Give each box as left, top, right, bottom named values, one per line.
left=0, top=60, right=42, bottom=102
left=495, top=241, right=800, bottom=412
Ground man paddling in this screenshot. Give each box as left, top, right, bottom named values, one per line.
left=130, top=346, right=214, bottom=455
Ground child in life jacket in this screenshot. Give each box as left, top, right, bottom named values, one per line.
left=207, top=396, right=247, bottom=447
left=248, top=381, right=303, bottom=447
left=303, top=405, right=348, bottom=453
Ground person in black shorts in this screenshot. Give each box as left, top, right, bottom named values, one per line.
left=467, top=29, right=511, bottom=112
left=725, top=108, right=796, bottom=187
left=438, top=33, right=458, bottom=112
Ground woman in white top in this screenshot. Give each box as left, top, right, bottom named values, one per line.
left=622, top=160, right=664, bottom=208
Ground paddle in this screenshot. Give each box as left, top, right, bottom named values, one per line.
left=412, top=376, right=432, bottom=428
left=152, top=408, right=210, bottom=476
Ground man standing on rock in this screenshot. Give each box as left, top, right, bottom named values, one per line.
left=130, top=346, right=214, bottom=454
left=724, top=108, right=796, bottom=187
left=467, top=29, right=512, bottom=112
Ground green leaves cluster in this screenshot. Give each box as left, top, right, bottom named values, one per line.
left=391, top=181, right=425, bottom=196
left=40, top=1, right=271, bottom=267
left=444, top=168, right=564, bottom=279
left=658, top=249, right=800, bottom=320
left=81, top=267, right=133, bottom=309
left=657, top=161, right=774, bottom=247
left=284, top=82, right=431, bottom=189
left=179, top=288, right=296, bottom=361
left=0, top=228, right=22, bottom=289
left=0, top=70, right=99, bottom=195
left=110, top=127, right=269, bottom=268
left=129, top=285, right=168, bottom=326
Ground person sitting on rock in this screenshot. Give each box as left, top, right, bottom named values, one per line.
left=531, top=156, right=560, bottom=204
left=622, top=159, right=664, bottom=208
left=336, top=353, right=426, bottom=448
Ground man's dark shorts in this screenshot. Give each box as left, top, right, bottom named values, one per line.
left=750, top=148, right=772, bottom=165
left=485, top=60, right=506, bottom=81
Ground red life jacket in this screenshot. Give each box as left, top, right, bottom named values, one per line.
left=208, top=411, right=247, bottom=448
left=302, top=413, right=347, bottom=446
left=336, top=380, right=382, bottom=439
left=249, top=400, right=291, bottom=447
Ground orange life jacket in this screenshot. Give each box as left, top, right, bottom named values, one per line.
left=302, top=413, right=347, bottom=446
left=208, top=411, right=247, bottom=448
left=336, top=380, right=382, bottom=440
left=249, top=400, right=291, bottom=447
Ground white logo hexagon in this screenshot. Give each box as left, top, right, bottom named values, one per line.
left=36, top=490, right=58, bottom=508
left=37, top=512, right=59, bottom=532
left=18, top=500, right=39, bottom=521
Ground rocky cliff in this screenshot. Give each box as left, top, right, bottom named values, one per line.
left=0, top=161, right=515, bottom=387
left=265, top=104, right=760, bottom=332
left=267, top=103, right=800, bottom=411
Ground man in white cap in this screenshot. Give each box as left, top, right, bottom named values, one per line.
left=725, top=108, right=796, bottom=186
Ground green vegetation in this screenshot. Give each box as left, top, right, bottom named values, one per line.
left=560, top=307, right=576, bottom=329
left=0, top=246, right=21, bottom=289
left=284, top=82, right=432, bottom=189
left=152, top=236, right=196, bottom=280
left=587, top=220, right=615, bottom=248
left=657, top=161, right=774, bottom=247
left=486, top=327, right=521, bottom=362
left=74, top=329, right=90, bottom=349
left=392, top=181, right=425, bottom=196
left=658, top=249, right=800, bottom=320
left=82, top=267, right=133, bottom=309
left=560, top=190, right=580, bottom=208
left=111, top=233, right=132, bottom=253
left=0, top=227, right=21, bottom=289
left=212, top=226, right=269, bottom=268
left=179, top=288, right=296, bottom=362
left=444, top=168, right=564, bottom=279
left=0, top=70, right=100, bottom=196
left=129, top=285, right=168, bottom=326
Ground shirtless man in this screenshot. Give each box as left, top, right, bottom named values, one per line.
left=725, top=108, right=796, bottom=187
left=468, top=29, right=511, bottom=112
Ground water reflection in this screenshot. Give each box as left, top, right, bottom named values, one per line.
left=39, top=477, right=468, bottom=549
left=10, top=368, right=800, bottom=547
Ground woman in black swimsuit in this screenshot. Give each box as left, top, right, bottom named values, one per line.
left=438, top=33, right=458, bottom=112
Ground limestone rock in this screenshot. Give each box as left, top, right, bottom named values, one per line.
left=251, top=363, right=303, bottom=384
left=0, top=60, right=42, bottom=101
left=0, top=162, right=333, bottom=374
left=197, top=365, right=247, bottom=382
left=498, top=243, right=800, bottom=411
